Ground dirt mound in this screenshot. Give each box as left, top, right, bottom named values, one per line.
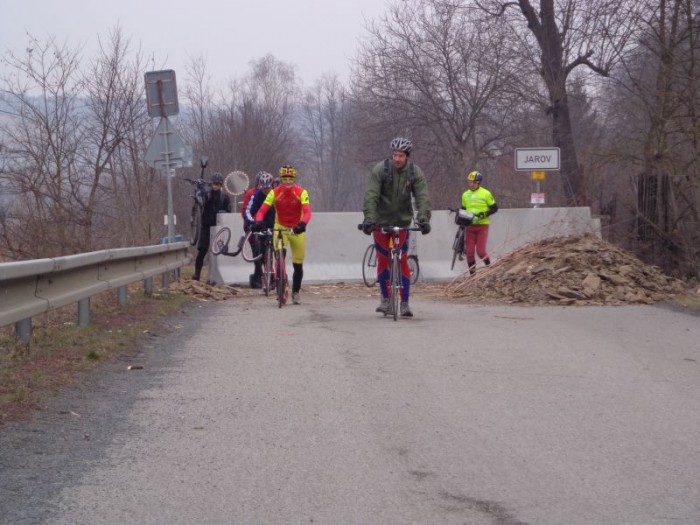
left=170, top=279, right=242, bottom=301
left=445, top=234, right=686, bottom=306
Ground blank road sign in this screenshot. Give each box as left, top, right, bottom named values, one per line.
left=145, top=69, right=179, bottom=117
left=515, top=148, right=560, bottom=171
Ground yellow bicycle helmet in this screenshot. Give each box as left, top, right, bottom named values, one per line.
left=279, top=165, right=297, bottom=179
left=467, top=170, right=483, bottom=182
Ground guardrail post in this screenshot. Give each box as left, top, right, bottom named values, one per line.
left=144, top=277, right=153, bottom=295
left=15, top=319, right=31, bottom=344
left=78, top=298, right=90, bottom=327
left=117, top=286, right=127, bottom=306
left=162, top=271, right=170, bottom=289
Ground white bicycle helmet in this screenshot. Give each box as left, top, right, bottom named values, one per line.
left=390, top=137, right=413, bottom=154
left=258, top=172, right=274, bottom=189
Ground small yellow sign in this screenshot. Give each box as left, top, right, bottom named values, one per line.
left=531, top=171, right=546, bottom=180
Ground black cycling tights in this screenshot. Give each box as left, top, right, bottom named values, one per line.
left=292, top=263, right=303, bottom=293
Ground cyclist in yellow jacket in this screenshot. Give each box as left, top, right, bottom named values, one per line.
left=461, top=170, right=498, bottom=275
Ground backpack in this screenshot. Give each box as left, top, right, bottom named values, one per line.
left=381, top=158, right=416, bottom=192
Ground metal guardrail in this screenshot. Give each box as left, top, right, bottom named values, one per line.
left=0, top=242, right=192, bottom=342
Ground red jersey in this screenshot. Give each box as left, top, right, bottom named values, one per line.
left=256, top=184, right=311, bottom=228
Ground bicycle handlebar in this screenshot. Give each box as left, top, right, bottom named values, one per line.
left=356, top=223, right=421, bottom=233
left=183, top=178, right=209, bottom=187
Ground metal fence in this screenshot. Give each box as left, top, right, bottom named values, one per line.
left=0, top=242, right=191, bottom=343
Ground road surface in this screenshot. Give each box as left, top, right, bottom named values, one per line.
left=1, top=293, right=699, bottom=524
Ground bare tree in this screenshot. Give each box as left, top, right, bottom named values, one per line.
left=0, top=35, right=85, bottom=258
left=182, top=55, right=215, bottom=148
left=474, top=0, right=639, bottom=206
left=299, top=75, right=364, bottom=210
left=351, top=0, right=526, bottom=207
left=601, top=0, right=700, bottom=277
left=80, top=27, right=158, bottom=247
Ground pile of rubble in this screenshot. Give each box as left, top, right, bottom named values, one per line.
left=170, top=279, right=242, bottom=301
left=445, top=234, right=686, bottom=306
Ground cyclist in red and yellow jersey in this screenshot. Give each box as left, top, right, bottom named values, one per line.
left=252, top=165, right=311, bottom=305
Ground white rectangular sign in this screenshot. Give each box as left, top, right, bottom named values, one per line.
left=515, top=147, right=560, bottom=171
left=530, top=193, right=545, bottom=205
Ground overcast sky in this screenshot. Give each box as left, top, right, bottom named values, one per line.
left=1, top=0, right=390, bottom=89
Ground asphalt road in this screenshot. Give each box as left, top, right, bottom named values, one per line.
left=1, top=293, right=699, bottom=525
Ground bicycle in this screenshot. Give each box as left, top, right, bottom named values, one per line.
left=359, top=224, right=421, bottom=321
left=183, top=156, right=210, bottom=246
left=362, top=243, right=419, bottom=287
left=269, top=227, right=295, bottom=308
left=209, top=226, right=246, bottom=258
left=449, top=208, right=473, bottom=270
left=239, top=228, right=274, bottom=297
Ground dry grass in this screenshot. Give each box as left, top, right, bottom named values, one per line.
left=0, top=280, right=191, bottom=425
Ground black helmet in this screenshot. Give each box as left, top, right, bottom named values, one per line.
left=390, top=137, right=413, bottom=154
left=211, top=173, right=224, bottom=184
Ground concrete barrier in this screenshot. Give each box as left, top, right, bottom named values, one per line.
left=207, top=208, right=600, bottom=285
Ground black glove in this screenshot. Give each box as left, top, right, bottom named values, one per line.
left=251, top=221, right=264, bottom=232
left=417, top=220, right=431, bottom=235
left=361, top=221, right=375, bottom=235
left=293, top=221, right=307, bottom=234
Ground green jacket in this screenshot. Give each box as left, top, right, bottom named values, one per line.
left=362, top=160, right=432, bottom=227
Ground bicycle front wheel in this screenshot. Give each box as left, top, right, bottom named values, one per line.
left=451, top=228, right=464, bottom=270
left=210, top=227, right=231, bottom=255
left=275, top=250, right=287, bottom=308
left=362, top=244, right=377, bottom=287
left=390, top=252, right=400, bottom=321
left=190, top=204, right=202, bottom=246
left=263, top=245, right=274, bottom=297
left=241, top=232, right=262, bottom=262
left=408, top=255, right=419, bottom=285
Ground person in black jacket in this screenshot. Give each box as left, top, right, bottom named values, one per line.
left=193, top=172, right=231, bottom=281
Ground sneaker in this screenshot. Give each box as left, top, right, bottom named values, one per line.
left=191, top=274, right=200, bottom=281
left=375, top=298, right=390, bottom=314
left=400, top=302, right=413, bottom=317
left=292, top=292, right=301, bottom=305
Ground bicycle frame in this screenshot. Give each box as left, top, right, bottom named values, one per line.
left=183, top=156, right=210, bottom=246
left=363, top=242, right=418, bottom=287
left=377, top=226, right=420, bottom=321
left=449, top=208, right=467, bottom=270
left=271, top=227, right=295, bottom=308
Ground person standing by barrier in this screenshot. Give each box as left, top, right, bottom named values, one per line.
left=252, top=165, right=311, bottom=305
left=361, top=137, right=431, bottom=317
left=241, top=172, right=262, bottom=233
left=193, top=173, right=232, bottom=281
left=244, top=172, right=276, bottom=289
left=461, top=170, right=498, bottom=275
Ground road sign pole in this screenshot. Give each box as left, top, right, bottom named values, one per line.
left=161, top=117, right=175, bottom=243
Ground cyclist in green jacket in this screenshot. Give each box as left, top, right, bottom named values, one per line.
left=361, top=137, right=432, bottom=317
